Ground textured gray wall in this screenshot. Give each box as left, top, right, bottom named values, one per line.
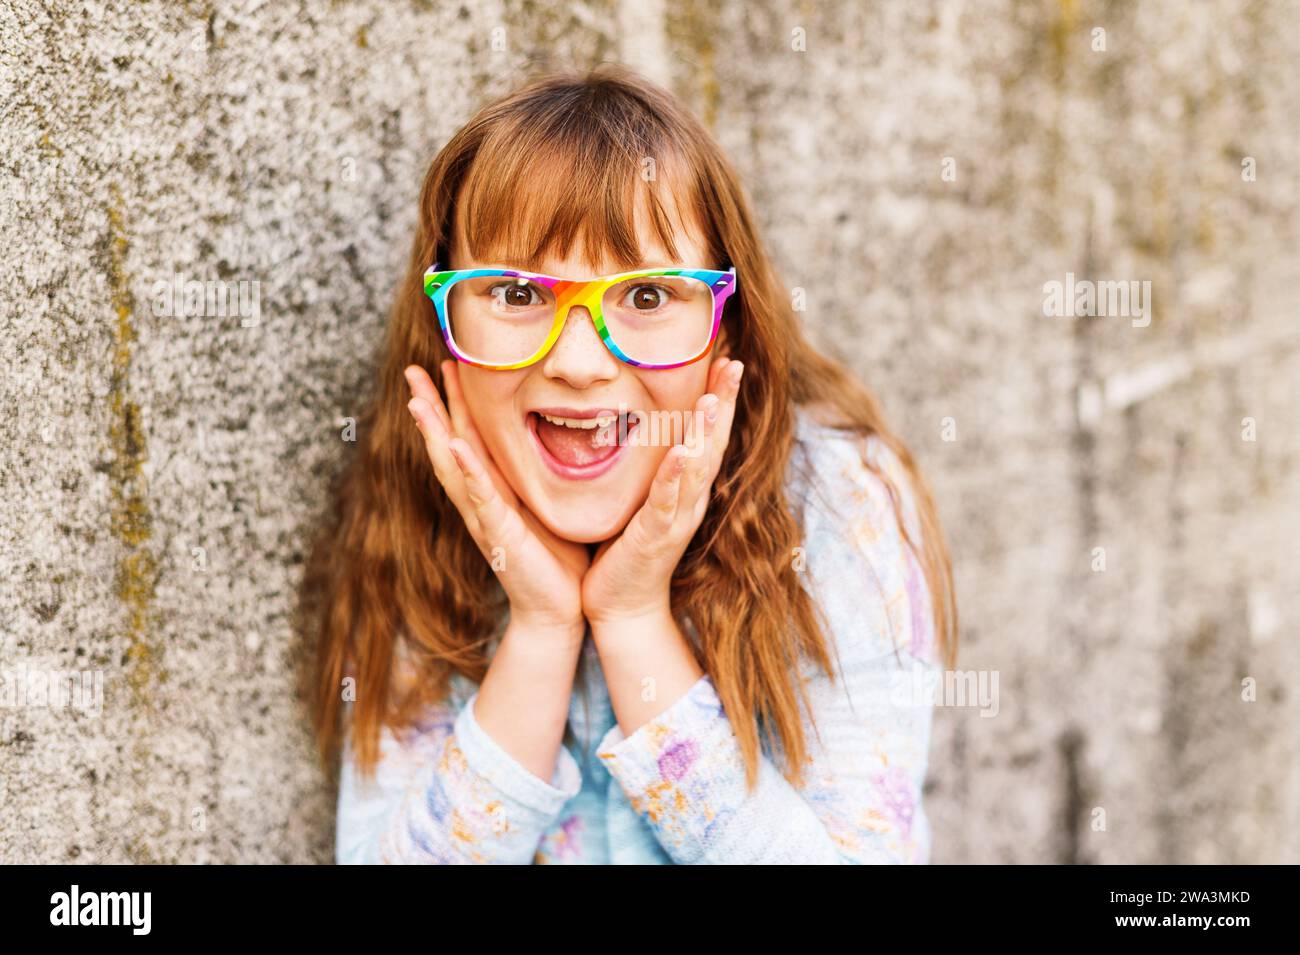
left=2, top=0, right=1297, bottom=863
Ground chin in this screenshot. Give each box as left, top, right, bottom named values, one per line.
left=531, top=496, right=636, bottom=545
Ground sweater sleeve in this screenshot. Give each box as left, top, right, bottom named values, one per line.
left=336, top=688, right=583, bottom=864
left=595, top=429, right=943, bottom=864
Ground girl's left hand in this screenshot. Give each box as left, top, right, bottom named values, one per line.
left=581, top=357, right=744, bottom=627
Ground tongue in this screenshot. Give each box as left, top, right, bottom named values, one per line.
left=536, top=416, right=619, bottom=468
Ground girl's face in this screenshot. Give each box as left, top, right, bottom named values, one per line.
left=448, top=206, right=725, bottom=545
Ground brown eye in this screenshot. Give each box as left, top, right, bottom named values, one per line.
left=489, top=281, right=541, bottom=309
left=630, top=285, right=665, bottom=310
left=504, top=285, right=533, bottom=307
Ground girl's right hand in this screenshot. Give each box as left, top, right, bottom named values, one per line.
left=405, top=361, right=590, bottom=640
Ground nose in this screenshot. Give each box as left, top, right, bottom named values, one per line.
left=539, top=303, right=620, bottom=387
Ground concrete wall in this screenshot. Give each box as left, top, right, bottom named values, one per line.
left=2, top=0, right=1297, bottom=863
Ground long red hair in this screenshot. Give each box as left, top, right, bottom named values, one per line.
left=301, top=64, right=957, bottom=790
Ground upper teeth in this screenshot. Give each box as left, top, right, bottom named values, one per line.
left=539, top=412, right=617, bottom=430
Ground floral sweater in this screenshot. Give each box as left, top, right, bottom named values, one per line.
left=335, top=406, right=943, bottom=864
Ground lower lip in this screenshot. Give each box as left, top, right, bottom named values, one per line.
left=526, top=413, right=640, bottom=481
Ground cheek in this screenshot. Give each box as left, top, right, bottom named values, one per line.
left=641, top=369, right=711, bottom=459
left=620, top=365, right=712, bottom=477
left=460, top=372, right=523, bottom=455
left=636, top=365, right=711, bottom=417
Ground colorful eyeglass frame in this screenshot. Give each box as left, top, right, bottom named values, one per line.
left=422, top=263, right=738, bottom=370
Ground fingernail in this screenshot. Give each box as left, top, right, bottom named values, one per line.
left=730, top=361, right=744, bottom=385
left=704, top=395, right=720, bottom=422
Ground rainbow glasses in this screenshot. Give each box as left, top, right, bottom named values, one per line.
left=423, top=263, right=737, bottom=370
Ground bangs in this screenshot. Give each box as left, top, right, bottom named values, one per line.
left=452, top=102, right=713, bottom=273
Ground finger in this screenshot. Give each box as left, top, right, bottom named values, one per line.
left=442, top=359, right=494, bottom=455
left=707, top=359, right=743, bottom=473
left=442, top=360, right=519, bottom=508
left=408, top=396, right=482, bottom=534
left=407, top=395, right=456, bottom=483
left=681, top=392, right=719, bottom=498
left=706, top=354, right=731, bottom=394
left=448, top=436, right=520, bottom=554
left=440, top=359, right=471, bottom=437
left=701, top=355, right=738, bottom=434
left=639, top=443, right=688, bottom=535
left=404, top=364, right=451, bottom=431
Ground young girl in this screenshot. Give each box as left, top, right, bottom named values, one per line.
left=303, top=65, right=957, bottom=865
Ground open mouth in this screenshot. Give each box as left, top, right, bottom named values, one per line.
left=526, top=409, right=642, bottom=480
